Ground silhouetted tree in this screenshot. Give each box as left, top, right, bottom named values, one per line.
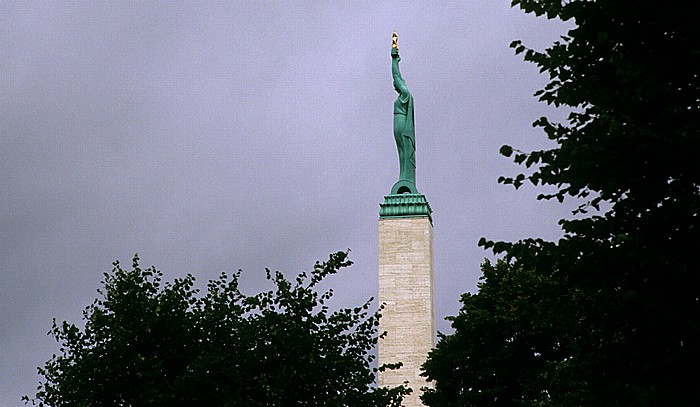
left=423, top=0, right=700, bottom=405
left=26, top=252, right=409, bottom=406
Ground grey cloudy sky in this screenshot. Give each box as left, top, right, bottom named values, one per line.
left=1, top=1, right=572, bottom=405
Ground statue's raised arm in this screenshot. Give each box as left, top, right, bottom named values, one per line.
left=390, top=32, right=417, bottom=195
left=392, top=45, right=409, bottom=97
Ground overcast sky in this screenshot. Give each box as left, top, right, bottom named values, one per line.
left=1, top=2, right=573, bottom=405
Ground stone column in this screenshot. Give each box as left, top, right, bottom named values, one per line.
left=378, top=194, right=434, bottom=407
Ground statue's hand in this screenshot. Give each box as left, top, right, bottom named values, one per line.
left=391, top=47, right=399, bottom=57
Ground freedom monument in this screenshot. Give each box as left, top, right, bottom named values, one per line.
left=378, top=32, right=435, bottom=406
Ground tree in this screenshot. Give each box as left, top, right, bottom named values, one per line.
left=25, top=252, right=409, bottom=406
left=422, top=260, right=569, bottom=406
left=423, top=0, right=700, bottom=405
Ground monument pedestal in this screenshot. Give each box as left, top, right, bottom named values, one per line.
left=378, top=194, right=434, bottom=407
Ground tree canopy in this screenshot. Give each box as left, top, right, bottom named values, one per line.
left=423, top=0, right=700, bottom=405
left=25, top=252, right=409, bottom=407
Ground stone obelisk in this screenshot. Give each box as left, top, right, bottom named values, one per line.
left=378, top=32, right=434, bottom=407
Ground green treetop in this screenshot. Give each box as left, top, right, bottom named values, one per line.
left=25, top=252, right=410, bottom=406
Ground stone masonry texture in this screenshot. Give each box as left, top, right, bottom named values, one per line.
left=378, top=216, right=434, bottom=407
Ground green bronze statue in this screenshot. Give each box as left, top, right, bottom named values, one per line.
left=390, top=32, right=417, bottom=195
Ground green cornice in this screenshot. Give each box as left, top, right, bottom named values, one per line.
left=379, top=194, right=432, bottom=223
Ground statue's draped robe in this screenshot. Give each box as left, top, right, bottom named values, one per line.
left=394, top=90, right=416, bottom=186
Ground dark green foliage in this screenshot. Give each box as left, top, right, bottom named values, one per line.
left=422, top=260, right=570, bottom=407
left=25, top=252, right=409, bottom=406
left=424, top=0, right=700, bottom=405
